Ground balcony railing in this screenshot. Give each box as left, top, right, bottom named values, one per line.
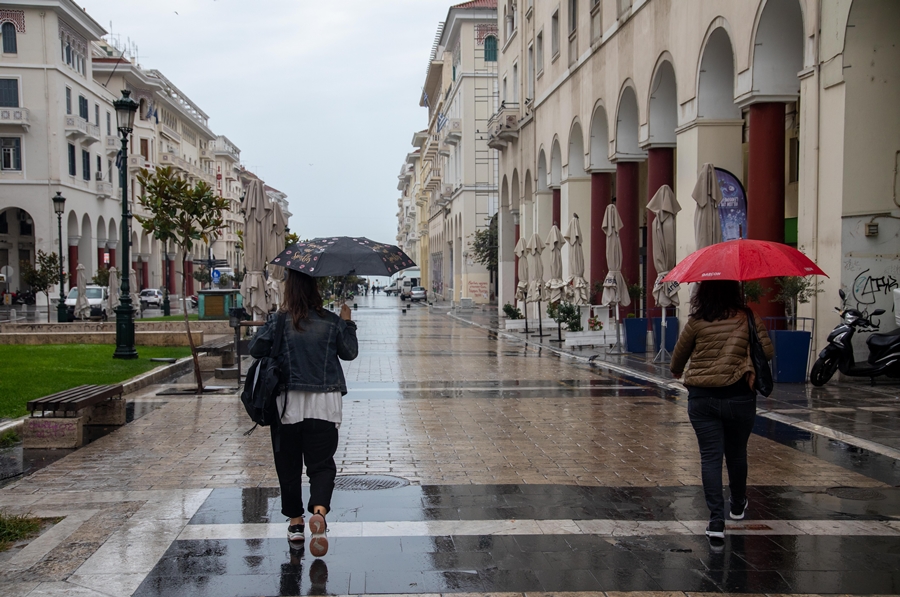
left=212, top=144, right=239, bottom=161
left=105, top=135, right=119, bottom=155
left=0, top=107, right=29, bottom=129
left=65, top=116, right=101, bottom=145
left=442, top=118, right=462, bottom=146
left=487, top=102, right=520, bottom=150
left=95, top=180, right=113, bottom=199
left=128, top=153, right=153, bottom=170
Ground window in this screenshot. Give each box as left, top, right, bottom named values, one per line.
left=569, top=0, right=578, bottom=34
left=551, top=11, right=560, bottom=58
left=502, top=76, right=507, bottom=103
left=95, top=104, right=100, bottom=125
left=512, top=62, right=519, bottom=103
left=505, top=0, right=516, bottom=39
left=536, top=32, right=544, bottom=74
left=108, top=159, right=113, bottom=183
left=65, top=41, right=71, bottom=65
left=67, top=143, right=76, bottom=176
left=66, top=87, right=71, bottom=114
left=0, top=79, right=18, bottom=107
left=484, top=35, right=497, bottom=62
left=527, top=44, right=535, bottom=99
left=82, top=150, right=90, bottom=181
left=1, top=22, right=17, bottom=54
left=1, top=137, right=21, bottom=170
left=78, top=96, right=88, bottom=120
left=106, top=112, right=111, bottom=136
left=591, top=0, right=603, bottom=41
left=617, top=0, right=632, bottom=18
left=96, top=155, right=102, bottom=179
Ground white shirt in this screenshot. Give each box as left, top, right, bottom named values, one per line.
left=276, top=390, right=343, bottom=427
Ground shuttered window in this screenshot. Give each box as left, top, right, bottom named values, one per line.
left=1, top=22, right=16, bottom=54
left=484, top=36, right=498, bottom=62
left=0, top=79, right=18, bottom=108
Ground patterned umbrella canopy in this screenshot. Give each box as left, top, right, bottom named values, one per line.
left=564, top=215, right=590, bottom=306
left=544, top=225, right=566, bottom=303
left=514, top=236, right=528, bottom=302
left=271, top=237, right=416, bottom=277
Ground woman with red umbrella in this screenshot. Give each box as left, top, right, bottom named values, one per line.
left=669, top=280, right=773, bottom=540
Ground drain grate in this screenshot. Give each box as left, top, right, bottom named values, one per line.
left=826, top=487, right=886, bottom=501
left=334, top=474, right=409, bottom=491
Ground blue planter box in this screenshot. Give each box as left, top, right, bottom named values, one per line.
left=770, top=329, right=811, bottom=383
left=624, top=317, right=648, bottom=353
left=652, top=317, right=679, bottom=353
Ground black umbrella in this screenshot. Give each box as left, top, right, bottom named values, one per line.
left=270, top=237, right=416, bottom=277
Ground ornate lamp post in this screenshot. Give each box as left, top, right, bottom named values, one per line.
left=51, top=192, right=67, bottom=322
left=162, top=238, right=171, bottom=316
left=113, top=90, right=139, bottom=359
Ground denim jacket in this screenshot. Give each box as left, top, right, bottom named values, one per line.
left=249, top=309, right=358, bottom=395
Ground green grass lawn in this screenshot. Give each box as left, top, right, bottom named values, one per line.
left=138, top=314, right=199, bottom=322
left=0, top=345, right=192, bottom=419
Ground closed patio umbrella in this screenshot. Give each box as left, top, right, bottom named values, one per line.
left=693, top=163, right=723, bottom=250
left=514, top=236, right=528, bottom=303
left=601, top=204, right=629, bottom=353
left=107, top=267, right=119, bottom=313
left=564, top=214, right=589, bottom=306
left=266, top=201, right=287, bottom=309
left=527, top=232, right=549, bottom=337
left=647, top=184, right=681, bottom=363
left=241, top=178, right=271, bottom=320
left=74, top=264, right=90, bottom=320
left=129, top=268, right=140, bottom=314
left=545, top=225, right=566, bottom=304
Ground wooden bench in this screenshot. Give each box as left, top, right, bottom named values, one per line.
left=198, top=336, right=236, bottom=370
left=24, top=384, right=125, bottom=448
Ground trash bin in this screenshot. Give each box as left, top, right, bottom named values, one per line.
left=770, top=329, right=812, bottom=383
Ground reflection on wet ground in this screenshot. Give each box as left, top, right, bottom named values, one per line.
left=134, top=485, right=900, bottom=596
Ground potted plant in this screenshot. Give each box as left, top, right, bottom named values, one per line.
left=768, top=276, right=821, bottom=383
left=623, top=283, right=648, bottom=353
left=503, top=303, right=523, bottom=319
left=0, top=429, right=24, bottom=481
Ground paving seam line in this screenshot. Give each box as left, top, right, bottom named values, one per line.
left=0, top=356, right=195, bottom=435
left=448, top=312, right=900, bottom=466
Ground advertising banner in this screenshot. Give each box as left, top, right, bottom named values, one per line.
left=715, top=167, right=748, bottom=242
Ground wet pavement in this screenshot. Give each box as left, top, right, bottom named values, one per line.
left=0, top=294, right=899, bottom=596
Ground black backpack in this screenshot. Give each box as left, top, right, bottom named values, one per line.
left=241, top=311, right=287, bottom=435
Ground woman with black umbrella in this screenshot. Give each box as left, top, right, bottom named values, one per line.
left=249, top=269, right=358, bottom=557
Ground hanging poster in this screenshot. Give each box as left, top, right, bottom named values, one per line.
left=715, top=167, right=748, bottom=241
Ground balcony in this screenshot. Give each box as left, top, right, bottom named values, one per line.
left=212, top=144, right=240, bottom=161
left=442, top=118, right=462, bottom=146
left=105, top=135, right=120, bottom=155
left=65, top=116, right=101, bottom=145
left=95, top=180, right=113, bottom=199
left=422, top=133, right=441, bottom=159
left=486, top=102, right=520, bottom=150
left=128, top=153, right=153, bottom=171
left=0, top=107, right=29, bottom=130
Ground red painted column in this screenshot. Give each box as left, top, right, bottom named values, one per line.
left=748, top=102, right=786, bottom=321
left=513, top=224, right=520, bottom=290
left=551, top=188, right=561, bottom=227
left=186, top=261, right=194, bottom=295
left=590, top=172, right=612, bottom=299
left=108, top=247, right=116, bottom=270
left=646, top=147, right=675, bottom=310
left=97, top=247, right=106, bottom=270
left=140, top=262, right=149, bottom=290
left=168, top=260, right=176, bottom=294
left=615, top=161, right=640, bottom=290
left=68, top=244, right=79, bottom=289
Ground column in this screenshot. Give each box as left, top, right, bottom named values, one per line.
left=514, top=221, right=520, bottom=289
left=185, top=258, right=194, bottom=296
left=67, top=237, right=80, bottom=289
left=615, top=161, right=640, bottom=289
left=748, top=102, right=786, bottom=321
left=107, top=243, right=117, bottom=271
left=97, top=243, right=107, bottom=270
left=646, top=147, right=675, bottom=309
left=140, top=258, right=149, bottom=290
left=551, top=188, right=561, bottom=227
left=590, top=172, right=612, bottom=300
left=168, top=255, right=177, bottom=295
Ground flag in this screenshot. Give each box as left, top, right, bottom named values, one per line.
left=153, top=106, right=159, bottom=123
left=423, top=90, right=429, bottom=109
left=115, top=150, right=123, bottom=170
left=145, top=101, right=154, bottom=120
left=437, top=112, right=448, bottom=132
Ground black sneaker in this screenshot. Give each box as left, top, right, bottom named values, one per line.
left=730, top=497, right=748, bottom=520
left=287, top=522, right=305, bottom=543
left=705, top=520, right=725, bottom=539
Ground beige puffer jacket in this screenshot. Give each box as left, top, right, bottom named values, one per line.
left=670, top=310, right=774, bottom=387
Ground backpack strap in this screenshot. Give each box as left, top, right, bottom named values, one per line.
left=272, top=311, right=287, bottom=358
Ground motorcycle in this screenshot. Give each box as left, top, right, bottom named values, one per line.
left=13, top=290, right=35, bottom=305
left=810, top=289, right=900, bottom=386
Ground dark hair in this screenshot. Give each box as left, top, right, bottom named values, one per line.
left=281, top=270, right=325, bottom=330
left=689, top=280, right=745, bottom=322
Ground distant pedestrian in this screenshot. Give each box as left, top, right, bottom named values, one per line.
left=669, top=280, right=773, bottom=540
left=249, top=270, right=358, bottom=557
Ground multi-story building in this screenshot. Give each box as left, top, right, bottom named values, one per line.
left=396, top=141, right=422, bottom=284
left=400, top=0, right=499, bottom=304
left=493, top=0, right=900, bottom=350
left=0, top=0, right=287, bottom=304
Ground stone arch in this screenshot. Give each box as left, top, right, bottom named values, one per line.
left=0, top=207, right=37, bottom=291
left=501, top=174, right=510, bottom=209
left=66, top=211, right=79, bottom=237
left=589, top=102, right=614, bottom=171
left=648, top=56, right=678, bottom=145
left=510, top=169, right=520, bottom=211
left=537, top=148, right=548, bottom=191
left=550, top=139, right=562, bottom=187
left=697, top=24, right=740, bottom=119
left=523, top=169, right=534, bottom=237
left=568, top=120, right=587, bottom=178
left=615, top=82, right=644, bottom=158
left=750, top=0, right=804, bottom=99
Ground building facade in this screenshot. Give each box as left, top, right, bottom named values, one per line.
left=397, top=0, right=499, bottom=304
left=0, top=0, right=287, bottom=304
left=493, top=0, right=900, bottom=351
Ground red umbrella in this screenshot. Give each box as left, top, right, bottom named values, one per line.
left=662, top=239, right=827, bottom=283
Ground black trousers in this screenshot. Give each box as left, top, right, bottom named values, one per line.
left=270, top=418, right=339, bottom=518
left=688, top=394, right=757, bottom=522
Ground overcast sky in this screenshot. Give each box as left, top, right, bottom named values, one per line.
left=80, top=0, right=450, bottom=247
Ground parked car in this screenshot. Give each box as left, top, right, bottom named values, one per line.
left=384, top=283, right=400, bottom=296
left=409, top=286, right=427, bottom=302
left=65, top=285, right=109, bottom=321
left=139, top=288, right=165, bottom=309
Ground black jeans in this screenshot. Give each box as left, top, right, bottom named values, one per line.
left=270, top=418, right=339, bottom=519
left=688, top=394, right=757, bottom=522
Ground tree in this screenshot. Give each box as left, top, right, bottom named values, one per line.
left=20, top=251, right=62, bottom=323
left=136, top=166, right=228, bottom=393
left=284, top=230, right=299, bottom=248
left=91, top=267, right=110, bottom=287
left=469, top=213, right=498, bottom=273
left=192, top=265, right=212, bottom=289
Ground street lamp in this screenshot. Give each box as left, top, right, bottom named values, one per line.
left=162, top=238, right=171, bottom=316
left=113, top=89, right=139, bottom=359
left=51, top=192, right=67, bottom=323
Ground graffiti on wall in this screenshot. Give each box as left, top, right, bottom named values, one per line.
left=851, top=268, right=898, bottom=307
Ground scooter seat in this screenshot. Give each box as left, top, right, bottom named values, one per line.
left=867, top=326, right=900, bottom=349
